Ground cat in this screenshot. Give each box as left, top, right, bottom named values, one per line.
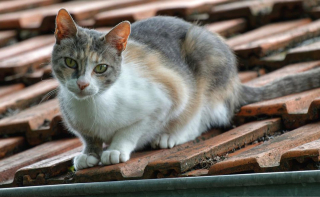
left=52, top=9, right=320, bottom=170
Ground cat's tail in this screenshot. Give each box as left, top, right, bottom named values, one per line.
left=240, top=67, right=320, bottom=105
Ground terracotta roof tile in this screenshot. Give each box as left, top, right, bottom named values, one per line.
left=234, top=19, right=320, bottom=58
left=0, top=30, right=16, bottom=47
left=94, top=0, right=232, bottom=26
left=280, top=139, right=320, bottom=169
left=15, top=146, right=82, bottom=186
left=205, top=18, right=247, bottom=37
left=238, top=69, right=265, bottom=83
left=0, top=0, right=147, bottom=31
left=143, top=118, right=281, bottom=178
left=1, top=0, right=320, bottom=190
left=258, top=39, right=320, bottom=69
left=208, top=122, right=320, bottom=175
left=0, top=79, right=58, bottom=115
left=0, top=35, right=54, bottom=61
left=72, top=129, right=223, bottom=183
left=210, top=0, right=305, bottom=27
left=226, top=18, right=311, bottom=48
left=23, top=65, right=52, bottom=85
left=0, top=84, right=25, bottom=98
left=0, top=137, right=25, bottom=159
left=0, top=99, right=59, bottom=135
left=0, top=138, right=81, bottom=186
left=0, top=0, right=62, bottom=14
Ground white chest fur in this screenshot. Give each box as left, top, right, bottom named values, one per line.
left=59, top=63, right=172, bottom=142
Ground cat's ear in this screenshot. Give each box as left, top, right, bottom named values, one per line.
left=105, top=21, right=131, bottom=53
left=55, top=8, right=77, bottom=44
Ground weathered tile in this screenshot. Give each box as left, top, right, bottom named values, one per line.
left=0, top=99, right=59, bottom=135
left=210, top=0, right=305, bottom=27
left=0, top=79, right=58, bottom=115
left=281, top=97, right=320, bottom=129
left=0, top=0, right=61, bottom=14
left=0, top=137, right=25, bottom=159
left=208, top=122, right=320, bottom=175
left=0, top=138, right=81, bottom=185
left=281, top=139, right=320, bottom=168
left=239, top=88, right=320, bottom=117
left=245, top=61, right=320, bottom=87
left=0, top=44, right=53, bottom=79
left=258, top=39, right=320, bottom=69
left=238, top=61, right=320, bottom=117
left=94, top=0, right=228, bottom=26
left=26, top=113, right=69, bottom=146
left=180, top=169, right=209, bottom=177
left=226, top=18, right=311, bottom=48
left=205, top=18, right=247, bottom=37
left=0, top=84, right=24, bottom=98
left=0, top=0, right=147, bottom=31
left=15, top=147, right=82, bottom=186
left=238, top=69, right=265, bottom=83
left=72, top=129, right=223, bottom=183
left=143, top=118, right=281, bottom=178
left=23, top=65, right=52, bottom=85
left=0, top=35, right=54, bottom=61
left=234, top=19, right=320, bottom=58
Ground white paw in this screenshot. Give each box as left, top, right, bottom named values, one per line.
left=151, top=133, right=179, bottom=149
left=74, top=153, right=99, bottom=170
left=101, top=150, right=130, bottom=165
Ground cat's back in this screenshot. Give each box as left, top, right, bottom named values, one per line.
left=129, top=16, right=191, bottom=63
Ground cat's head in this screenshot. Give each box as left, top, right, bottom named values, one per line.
left=52, top=8, right=131, bottom=100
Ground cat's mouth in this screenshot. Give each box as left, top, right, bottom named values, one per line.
left=70, top=90, right=96, bottom=100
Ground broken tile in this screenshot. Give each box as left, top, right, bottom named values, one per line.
left=208, top=122, right=320, bottom=175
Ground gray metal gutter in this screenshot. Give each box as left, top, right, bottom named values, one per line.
left=1, top=170, right=320, bottom=197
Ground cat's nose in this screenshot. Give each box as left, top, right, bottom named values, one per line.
left=77, top=80, right=90, bottom=90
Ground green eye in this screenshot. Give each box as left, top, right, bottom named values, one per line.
left=94, top=64, right=108, bottom=73
left=65, top=57, right=77, bottom=69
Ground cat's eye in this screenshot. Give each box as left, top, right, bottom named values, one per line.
left=94, top=64, right=108, bottom=74
left=64, top=57, right=77, bottom=69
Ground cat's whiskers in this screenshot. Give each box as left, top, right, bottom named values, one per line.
left=39, top=88, right=58, bottom=104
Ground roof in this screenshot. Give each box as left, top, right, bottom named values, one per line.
left=0, top=0, right=320, bottom=188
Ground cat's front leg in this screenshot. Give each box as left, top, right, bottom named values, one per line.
left=74, top=135, right=102, bottom=170
left=101, top=120, right=146, bottom=165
